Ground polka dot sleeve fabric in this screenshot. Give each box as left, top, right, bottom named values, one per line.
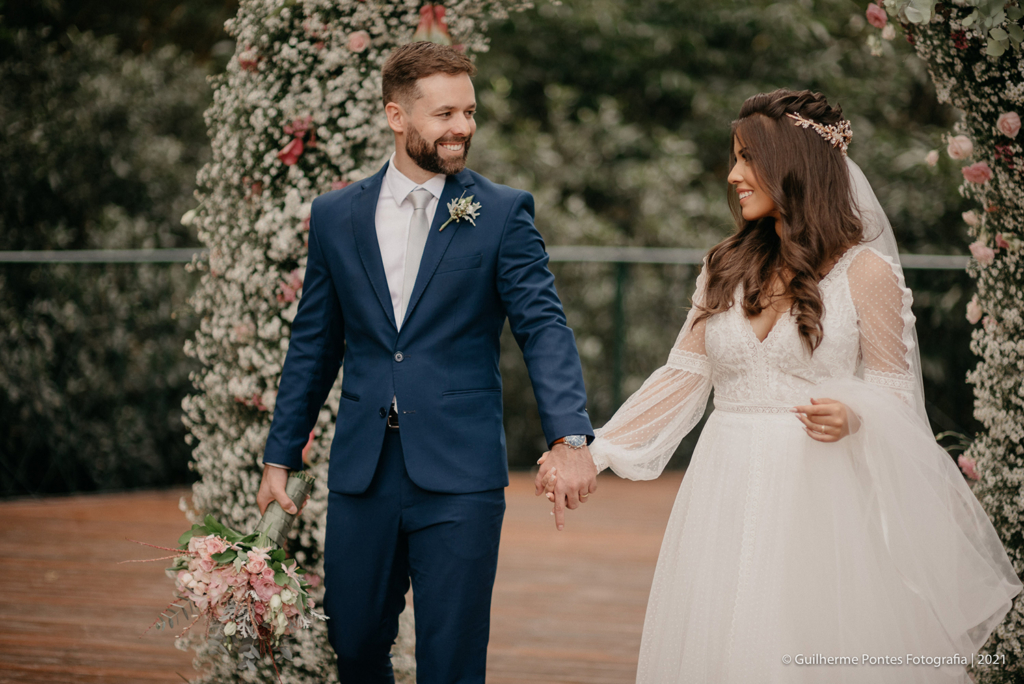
left=848, top=248, right=918, bottom=410
left=589, top=264, right=713, bottom=480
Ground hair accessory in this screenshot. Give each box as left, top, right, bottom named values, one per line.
left=786, top=112, right=852, bottom=155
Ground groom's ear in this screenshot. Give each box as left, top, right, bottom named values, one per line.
left=385, top=101, right=406, bottom=135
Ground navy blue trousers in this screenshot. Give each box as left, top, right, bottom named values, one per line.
left=323, top=427, right=506, bottom=683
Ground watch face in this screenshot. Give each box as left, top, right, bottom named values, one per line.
left=565, top=435, right=587, bottom=449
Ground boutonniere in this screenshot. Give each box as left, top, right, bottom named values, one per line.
left=439, top=192, right=482, bottom=231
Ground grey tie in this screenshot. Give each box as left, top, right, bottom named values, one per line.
left=399, top=188, right=433, bottom=328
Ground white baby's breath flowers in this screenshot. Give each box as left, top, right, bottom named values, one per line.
left=180, top=1, right=525, bottom=682
left=890, top=7, right=1024, bottom=681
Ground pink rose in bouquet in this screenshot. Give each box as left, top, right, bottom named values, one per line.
left=134, top=473, right=323, bottom=678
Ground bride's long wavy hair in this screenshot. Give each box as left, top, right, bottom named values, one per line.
left=694, top=89, right=864, bottom=353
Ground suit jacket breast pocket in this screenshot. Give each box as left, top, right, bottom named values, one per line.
left=436, top=254, right=482, bottom=274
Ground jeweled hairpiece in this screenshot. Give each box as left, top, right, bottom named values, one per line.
left=786, top=112, right=852, bottom=155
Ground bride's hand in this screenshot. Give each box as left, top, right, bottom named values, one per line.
left=534, top=452, right=558, bottom=502
left=792, top=397, right=856, bottom=442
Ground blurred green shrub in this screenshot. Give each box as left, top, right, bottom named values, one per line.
left=0, top=27, right=209, bottom=495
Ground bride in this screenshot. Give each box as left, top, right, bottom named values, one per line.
left=539, top=89, right=1021, bottom=682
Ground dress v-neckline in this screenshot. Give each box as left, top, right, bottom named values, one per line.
left=738, top=244, right=862, bottom=346
left=743, top=308, right=788, bottom=346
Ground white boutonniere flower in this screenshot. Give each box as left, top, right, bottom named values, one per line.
left=439, top=192, right=482, bottom=231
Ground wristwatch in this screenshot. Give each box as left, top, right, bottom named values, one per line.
left=552, top=435, right=587, bottom=449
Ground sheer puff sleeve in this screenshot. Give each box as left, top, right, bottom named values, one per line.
left=589, top=262, right=714, bottom=481
left=847, top=247, right=920, bottom=412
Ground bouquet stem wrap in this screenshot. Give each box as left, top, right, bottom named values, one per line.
left=254, top=472, right=314, bottom=548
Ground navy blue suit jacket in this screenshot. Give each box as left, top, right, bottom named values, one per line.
left=262, top=162, right=593, bottom=494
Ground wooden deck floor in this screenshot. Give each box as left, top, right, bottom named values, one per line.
left=0, top=471, right=684, bottom=683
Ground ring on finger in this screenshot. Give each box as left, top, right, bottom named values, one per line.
left=580, top=493, right=589, bottom=499
left=818, top=424, right=825, bottom=434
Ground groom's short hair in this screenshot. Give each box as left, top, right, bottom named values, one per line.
left=382, top=42, right=476, bottom=110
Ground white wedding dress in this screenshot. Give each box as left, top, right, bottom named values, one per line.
left=589, top=243, right=1022, bottom=683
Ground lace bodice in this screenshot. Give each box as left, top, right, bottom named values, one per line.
left=590, top=244, right=919, bottom=480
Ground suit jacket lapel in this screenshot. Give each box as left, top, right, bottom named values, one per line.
left=402, top=170, right=476, bottom=327
left=351, top=163, right=398, bottom=330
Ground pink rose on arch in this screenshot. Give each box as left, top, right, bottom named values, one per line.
left=995, top=233, right=1010, bottom=250
left=277, top=269, right=304, bottom=303
left=284, top=116, right=313, bottom=137
left=969, top=240, right=995, bottom=265
left=961, top=210, right=980, bottom=227
left=997, top=112, right=1021, bottom=138
left=962, top=161, right=993, bottom=184
left=925, top=149, right=939, bottom=166
left=946, top=135, right=973, bottom=160
left=348, top=30, right=371, bottom=53
left=277, top=138, right=304, bottom=166
left=866, top=3, right=888, bottom=29
left=958, top=454, right=979, bottom=481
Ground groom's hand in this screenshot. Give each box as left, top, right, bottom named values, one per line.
left=257, top=464, right=299, bottom=516
left=538, top=443, right=597, bottom=531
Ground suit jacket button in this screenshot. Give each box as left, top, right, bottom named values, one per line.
left=379, top=407, right=387, bottom=418
left=394, top=352, right=404, bottom=362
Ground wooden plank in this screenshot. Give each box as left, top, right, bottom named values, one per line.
left=0, top=472, right=683, bottom=683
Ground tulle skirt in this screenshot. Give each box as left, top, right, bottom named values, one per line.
left=637, top=378, right=1021, bottom=684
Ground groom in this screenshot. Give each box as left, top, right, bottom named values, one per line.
left=257, top=42, right=597, bottom=682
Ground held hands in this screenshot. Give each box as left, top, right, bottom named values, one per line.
left=533, top=443, right=598, bottom=531
left=257, top=464, right=300, bottom=516
left=792, top=397, right=859, bottom=442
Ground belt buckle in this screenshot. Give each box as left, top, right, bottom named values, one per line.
left=387, top=406, right=400, bottom=429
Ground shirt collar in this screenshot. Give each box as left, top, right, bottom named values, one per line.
left=384, top=153, right=446, bottom=205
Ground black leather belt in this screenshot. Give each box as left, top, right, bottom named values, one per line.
left=387, top=405, right=400, bottom=429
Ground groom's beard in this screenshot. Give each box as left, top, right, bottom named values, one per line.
left=405, top=125, right=471, bottom=176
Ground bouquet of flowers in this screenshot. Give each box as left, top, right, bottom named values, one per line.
left=139, top=472, right=325, bottom=677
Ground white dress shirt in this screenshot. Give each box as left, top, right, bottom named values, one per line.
left=375, top=154, right=446, bottom=330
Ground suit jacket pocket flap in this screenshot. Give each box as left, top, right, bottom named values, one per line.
left=442, top=387, right=501, bottom=397
left=435, top=253, right=482, bottom=274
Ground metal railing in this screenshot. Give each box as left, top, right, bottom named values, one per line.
left=0, top=247, right=972, bottom=269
